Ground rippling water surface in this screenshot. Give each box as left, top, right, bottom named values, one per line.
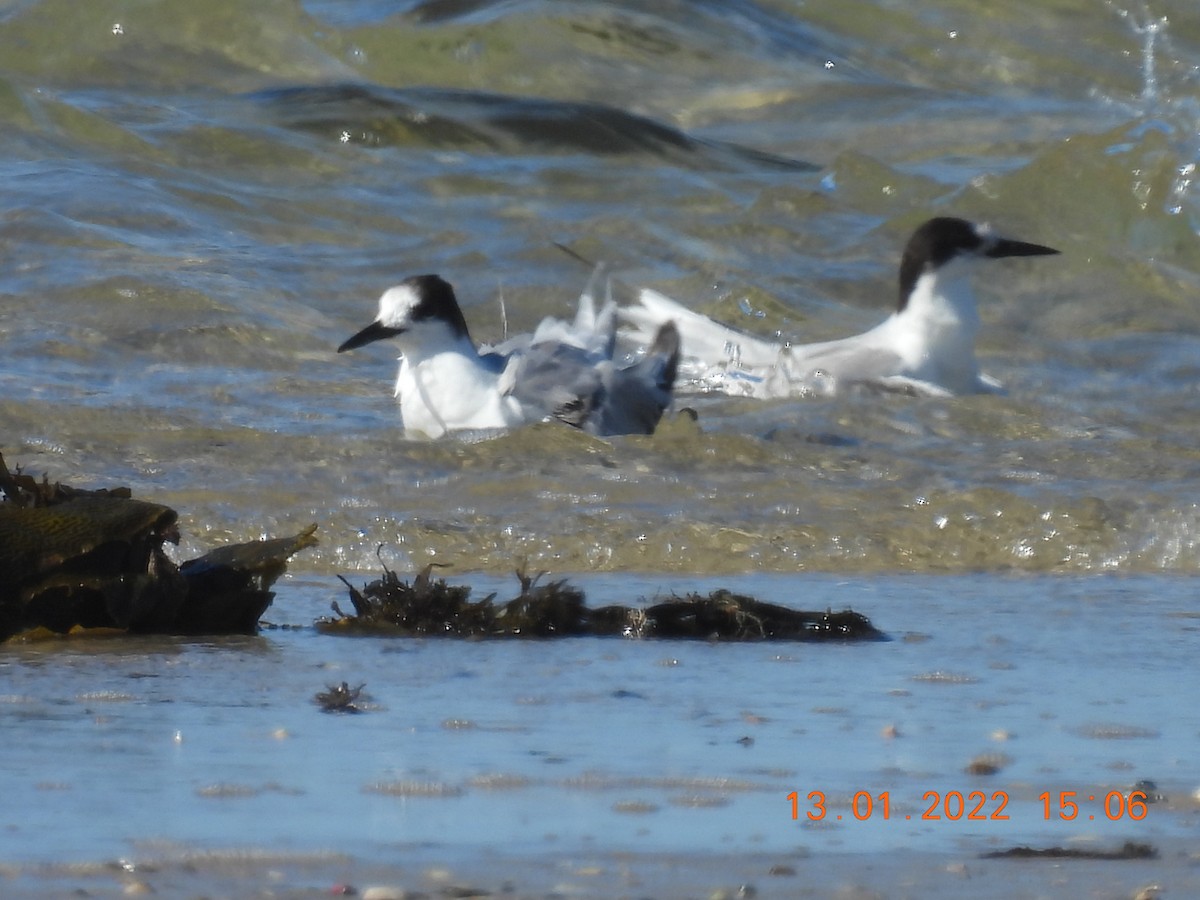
left=3, top=573, right=1198, bottom=896
left=2, top=0, right=1200, bottom=893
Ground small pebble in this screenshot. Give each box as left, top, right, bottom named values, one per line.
left=613, top=800, right=659, bottom=814
left=709, top=886, right=756, bottom=900
left=964, top=752, right=1011, bottom=776
left=362, top=886, right=407, bottom=900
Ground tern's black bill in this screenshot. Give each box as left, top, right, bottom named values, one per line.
left=338, top=320, right=404, bottom=353
left=986, top=238, right=1060, bottom=259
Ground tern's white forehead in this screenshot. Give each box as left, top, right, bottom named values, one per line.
left=377, top=282, right=423, bottom=327
left=972, top=221, right=997, bottom=252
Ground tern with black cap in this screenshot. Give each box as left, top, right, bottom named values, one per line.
left=339, top=273, right=680, bottom=439
left=621, top=217, right=1059, bottom=398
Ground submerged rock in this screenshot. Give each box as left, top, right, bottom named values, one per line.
left=321, top=563, right=886, bottom=641
left=176, top=526, right=320, bottom=634
left=0, top=452, right=317, bottom=641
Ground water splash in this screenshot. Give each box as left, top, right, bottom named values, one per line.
left=1121, top=4, right=1169, bottom=105
left=1104, top=3, right=1200, bottom=223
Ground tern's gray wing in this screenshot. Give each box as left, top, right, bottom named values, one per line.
left=477, top=349, right=512, bottom=374
left=623, top=288, right=782, bottom=369
left=503, top=340, right=606, bottom=428
left=484, top=265, right=617, bottom=364
left=528, top=276, right=617, bottom=360
left=582, top=321, right=680, bottom=436
left=503, top=320, right=679, bottom=436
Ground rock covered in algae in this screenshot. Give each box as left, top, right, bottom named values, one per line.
left=0, top=452, right=318, bottom=641
left=0, top=495, right=184, bottom=637
left=176, top=526, right=319, bottom=634
left=322, top=564, right=886, bottom=641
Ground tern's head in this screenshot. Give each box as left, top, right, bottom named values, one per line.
left=338, top=274, right=471, bottom=352
left=897, top=217, right=1059, bottom=312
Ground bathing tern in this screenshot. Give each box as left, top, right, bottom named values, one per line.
left=338, top=272, right=680, bottom=439
left=621, top=217, right=1059, bottom=398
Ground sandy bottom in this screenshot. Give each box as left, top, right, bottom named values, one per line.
left=0, top=840, right=1188, bottom=899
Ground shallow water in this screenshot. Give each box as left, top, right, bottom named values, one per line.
left=5, top=2, right=1200, bottom=574
left=2, top=572, right=1196, bottom=890
left=2, top=0, right=1200, bottom=891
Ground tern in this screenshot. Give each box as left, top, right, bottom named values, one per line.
left=338, top=273, right=680, bottom=439
left=621, top=217, right=1059, bottom=398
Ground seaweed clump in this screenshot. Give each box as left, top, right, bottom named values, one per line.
left=981, top=841, right=1157, bottom=860
left=322, top=564, right=886, bottom=642
left=315, top=682, right=369, bottom=713
left=322, top=563, right=588, bottom=637
left=0, top=452, right=317, bottom=641
left=593, top=589, right=884, bottom=640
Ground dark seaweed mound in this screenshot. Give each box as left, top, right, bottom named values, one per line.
left=321, top=563, right=887, bottom=642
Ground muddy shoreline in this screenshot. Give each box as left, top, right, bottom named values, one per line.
left=1, top=841, right=1184, bottom=899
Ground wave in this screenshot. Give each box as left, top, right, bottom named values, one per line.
left=252, top=83, right=817, bottom=171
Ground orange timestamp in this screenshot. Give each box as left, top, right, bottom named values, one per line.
left=789, top=790, right=1150, bottom=822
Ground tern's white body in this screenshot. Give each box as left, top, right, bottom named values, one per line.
left=622, top=217, right=1057, bottom=399
left=628, top=272, right=989, bottom=399
left=340, top=273, right=679, bottom=440
left=391, top=327, right=525, bottom=439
